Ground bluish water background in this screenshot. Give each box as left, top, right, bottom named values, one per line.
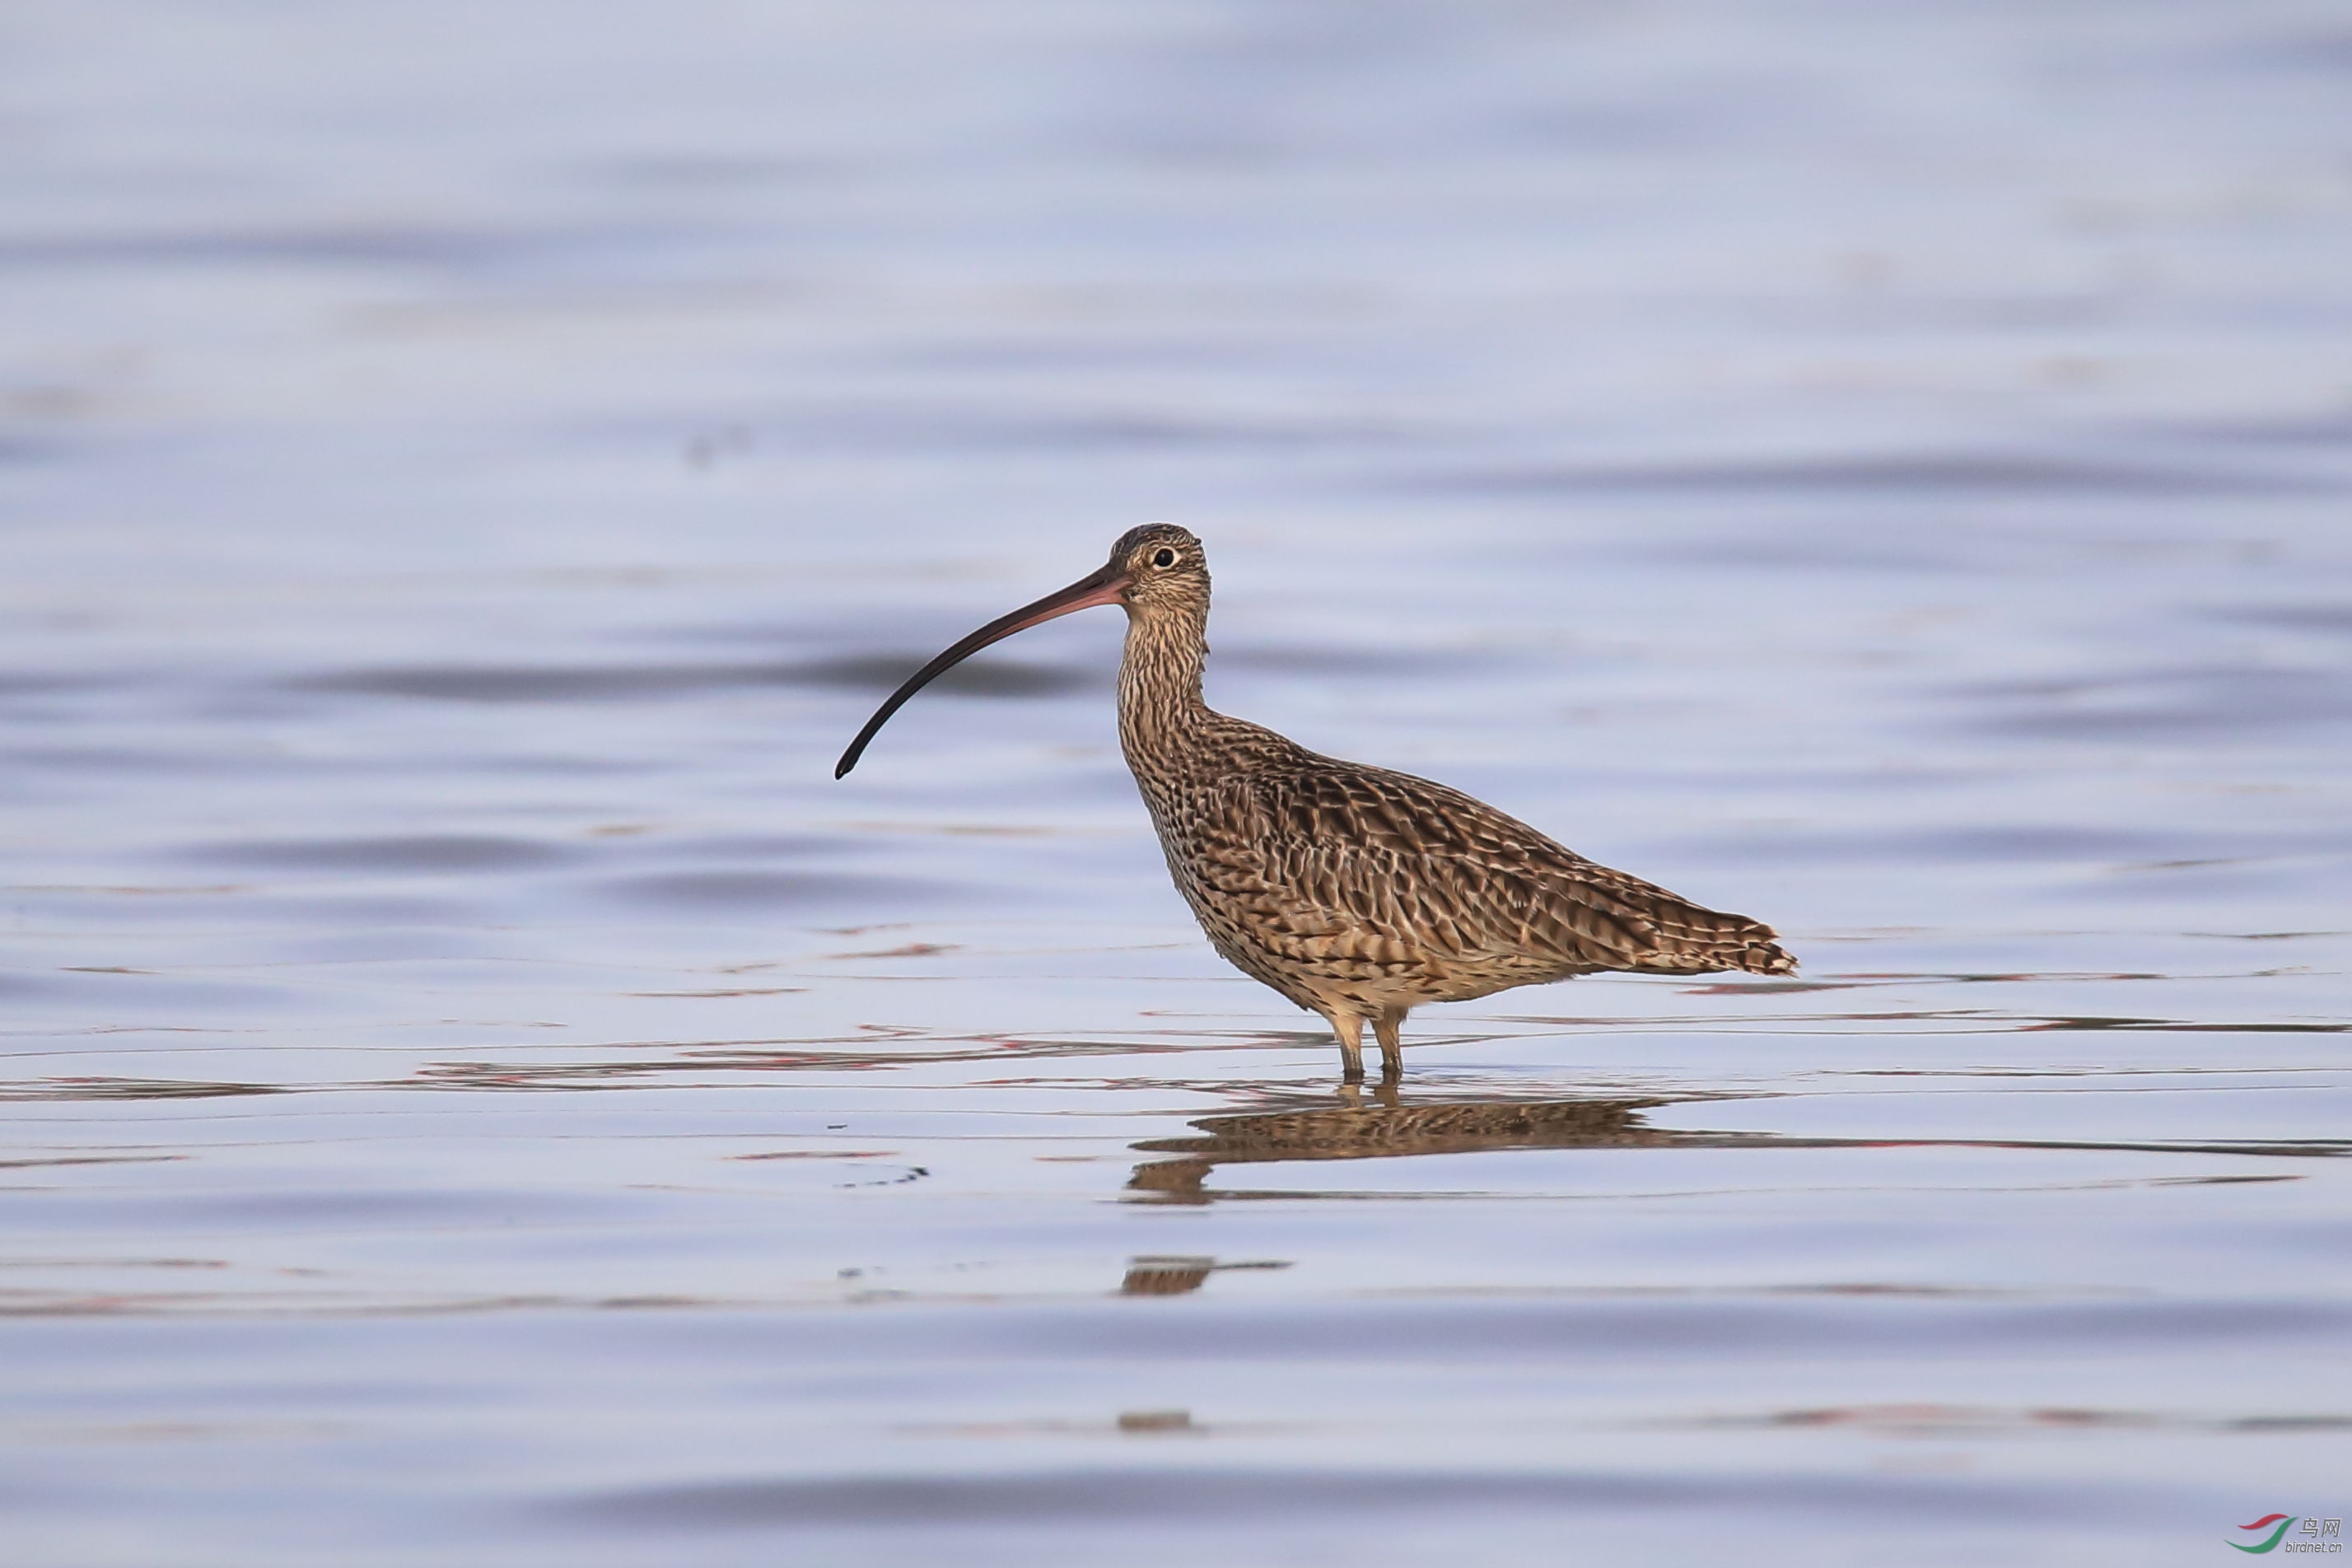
left=2, top=3, right=2349, bottom=1564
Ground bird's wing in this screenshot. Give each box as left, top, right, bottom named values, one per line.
left=1188, top=758, right=1790, bottom=977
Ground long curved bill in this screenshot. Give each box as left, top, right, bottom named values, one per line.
left=834, top=560, right=1130, bottom=777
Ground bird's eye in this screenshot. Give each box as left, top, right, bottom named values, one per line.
left=1151, top=548, right=1177, bottom=567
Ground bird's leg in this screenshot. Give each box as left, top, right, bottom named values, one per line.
left=1323, top=1010, right=1365, bottom=1082
left=1374, top=1006, right=1408, bottom=1080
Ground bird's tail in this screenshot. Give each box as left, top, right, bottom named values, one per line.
left=1556, top=861, right=1797, bottom=978
left=1720, top=929, right=1797, bottom=976
left=1628, top=905, right=1797, bottom=978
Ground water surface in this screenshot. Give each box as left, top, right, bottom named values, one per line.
left=2, top=2, right=2349, bottom=1564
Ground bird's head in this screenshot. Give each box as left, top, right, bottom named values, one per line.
left=833, top=523, right=1209, bottom=778
left=1108, top=522, right=1209, bottom=617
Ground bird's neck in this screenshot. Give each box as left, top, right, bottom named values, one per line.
left=1116, top=599, right=1209, bottom=772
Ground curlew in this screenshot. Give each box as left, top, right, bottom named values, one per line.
left=836, top=525, right=1793, bottom=1080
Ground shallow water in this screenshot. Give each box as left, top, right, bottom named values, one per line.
left=3, top=2, right=2350, bottom=1564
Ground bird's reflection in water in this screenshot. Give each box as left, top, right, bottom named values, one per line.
left=1116, top=1255, right=1294, bottom=1295
left=1118, top=1256, right=1216, bottom=1295
left=1127, top=1090, right=1726, bottom=1204
left=1126, top=1085, right=2352, bottom=1206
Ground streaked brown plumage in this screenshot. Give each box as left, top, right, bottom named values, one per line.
left=837, top=523, right=1793, bottom=1080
